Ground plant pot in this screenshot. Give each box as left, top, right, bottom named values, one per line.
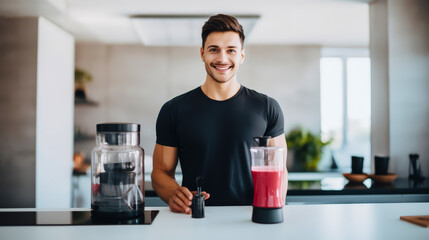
left=75, top=84, right=87, bottom=100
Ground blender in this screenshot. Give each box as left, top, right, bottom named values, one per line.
left=91, top=123, right=145, bottom=218
left=251, top=136, right=285, bottom=224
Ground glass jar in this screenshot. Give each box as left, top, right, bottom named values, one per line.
left=91, top=123, right=144, bottom=218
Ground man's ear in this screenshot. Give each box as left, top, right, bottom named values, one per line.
left=200, top=47, right=205, bottom=62
left=240, top=48, right=245, bottom=64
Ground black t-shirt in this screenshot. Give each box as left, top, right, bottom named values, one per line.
left=155, top=86, right=284, bottom=206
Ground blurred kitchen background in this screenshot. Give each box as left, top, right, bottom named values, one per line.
left=0, top=0, right=428, bottom=208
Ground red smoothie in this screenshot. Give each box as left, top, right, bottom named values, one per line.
left=251, top=166, right=284, bottom=208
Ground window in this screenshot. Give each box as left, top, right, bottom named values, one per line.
left=320, top=49, right=371, bottom=172
left=320, top=58, right=344, bottom=149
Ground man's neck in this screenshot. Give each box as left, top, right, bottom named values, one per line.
left=200, top=77, right=241, bottom=101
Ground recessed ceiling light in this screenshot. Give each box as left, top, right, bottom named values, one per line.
left=131, top=14, right=260, bottom=46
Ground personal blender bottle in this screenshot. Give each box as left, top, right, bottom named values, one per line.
left=251, top=136, right=285, bottom=224
left=91, top=123, right=145, bottom=218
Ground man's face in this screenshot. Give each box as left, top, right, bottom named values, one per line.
left=200, top=31, right=245, bottom=84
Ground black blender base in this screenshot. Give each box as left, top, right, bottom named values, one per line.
left=91, top=202, right=145, bottom=218
left=252, top=206, right=284, bottom=224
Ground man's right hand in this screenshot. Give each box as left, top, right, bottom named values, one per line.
left=168, top=186, right=193, bottom=214
left=168, top=186, right=211, bottom=214
left=152, top=144, right=211, bottom=214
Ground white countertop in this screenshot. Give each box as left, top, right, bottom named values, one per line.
left=1, top=203, right=428, bottom=240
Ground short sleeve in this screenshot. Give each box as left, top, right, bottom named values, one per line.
left=264, top=97, right=285, bottom=138
left=156, top=101, right=179, bottom=147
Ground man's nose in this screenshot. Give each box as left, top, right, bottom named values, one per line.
left=216, top=51, right=228, bottom=63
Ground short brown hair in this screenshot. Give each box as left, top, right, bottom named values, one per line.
left=201, top=14, right=245, bottom=48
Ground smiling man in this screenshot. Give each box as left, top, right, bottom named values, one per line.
left=152, top=14, right=288, bottom=214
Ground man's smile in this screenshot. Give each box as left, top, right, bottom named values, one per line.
left=212, top=65, right=232, bottom=72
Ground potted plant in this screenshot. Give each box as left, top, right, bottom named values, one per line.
left=286, top=127, right=332, bottom=171
left=74, top=68, right=93, bottom=100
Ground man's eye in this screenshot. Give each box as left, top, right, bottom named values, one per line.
left=209, top=49, right=217, bottom=52
left=228, top=49, right=236, bottom=53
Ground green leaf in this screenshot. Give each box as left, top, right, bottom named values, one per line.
left=286, top=126, right=333, bottom=171
left=75, top=68, right=93, bottom=84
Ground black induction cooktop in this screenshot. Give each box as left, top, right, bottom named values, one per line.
left=0, top=210, right=158, bottom=226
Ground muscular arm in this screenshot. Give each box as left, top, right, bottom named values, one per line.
left=151, top=144, right=181, bottom=203
left=269, top=134, right=288, bottom=203
left=151, top=144, right=209, bottom=214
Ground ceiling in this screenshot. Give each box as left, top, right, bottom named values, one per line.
left=0, top=0, right=370, bottom=46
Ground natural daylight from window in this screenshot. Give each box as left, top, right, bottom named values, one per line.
left=320, top=50, right=371, bottom=172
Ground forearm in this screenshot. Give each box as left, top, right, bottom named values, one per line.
left=282, top=144, right=288, bottom=202
left=283, top=167, right=288, bottom=202
left=270, top=134, right=288, bottom=202
left=151, top=169, right=181, bottom=204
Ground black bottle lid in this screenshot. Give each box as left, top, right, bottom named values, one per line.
left=96, top=123, right=140, bottom=133
left=254, top=136, right=271, bottom=147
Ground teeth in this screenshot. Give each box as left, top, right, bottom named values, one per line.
left=214, top=66, right=230, bottom=70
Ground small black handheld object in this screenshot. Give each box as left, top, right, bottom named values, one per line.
left=192, top=177, right=205, bottom=218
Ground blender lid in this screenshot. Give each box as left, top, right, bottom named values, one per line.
left=97, top=123, right=140, bottom=132
left=254, top=136, right=271, bottom=147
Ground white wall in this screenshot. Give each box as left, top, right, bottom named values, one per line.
left=369, top=0, right=390, bottom=162
left=387, top=0, right=429, bottom=177
left=241, top=46, right=322, bottom=133
left=36, top=17, right=75, bottom=208
left=369, top=0, right=429, bottom=177
left=75, top=44, right=321, bottom=158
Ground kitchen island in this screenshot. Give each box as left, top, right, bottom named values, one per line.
left=1, top=203, right=428, bottom=240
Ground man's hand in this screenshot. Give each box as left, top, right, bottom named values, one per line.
left=168, top=186, right=210, bottom=214
left=152, top=144, right=211, bottom=214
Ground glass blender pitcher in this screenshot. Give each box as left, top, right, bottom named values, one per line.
left=251, top=136, right=284, bottom=224
left=91, top=123, right=145, bottom=218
